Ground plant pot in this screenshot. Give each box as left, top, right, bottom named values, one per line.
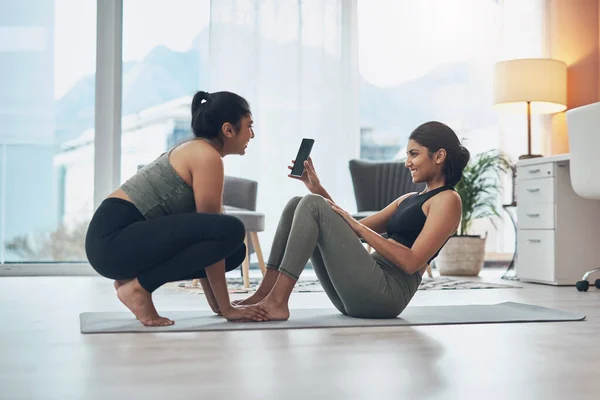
left=435, top=235, right=487, bottom=276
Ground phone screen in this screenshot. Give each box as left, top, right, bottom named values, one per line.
left=290, top=138, right=315, bottom=177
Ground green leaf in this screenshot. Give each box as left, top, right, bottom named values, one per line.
left=454, top=149, right=514, bottom=236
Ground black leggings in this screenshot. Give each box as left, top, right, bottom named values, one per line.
left=85, top=198, right=246, bottom=292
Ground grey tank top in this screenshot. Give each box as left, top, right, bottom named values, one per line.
left=120, top=149, right=196, bottom=219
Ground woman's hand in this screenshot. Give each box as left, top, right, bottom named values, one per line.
left=221, top=305, right=270, bottom=322
left=288, top=157, right=322, bottom=194
left=199, top=278, right=222, bottom=315
left=326, top=199, right=364, bottom=235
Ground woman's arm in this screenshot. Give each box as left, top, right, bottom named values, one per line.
left=357, top=191, right=462, bottom=274
left=187, top=152, right=233, bottom=313
left=328, top=191, right=461, bottom=275
left=291, top=157, right=413, bottom=232
left=199, top=278, right=221, bottom=315
left=188, top=148, right=267, bottom=321
left=202, top=260, right=234, bottom=315
left=288, top=157, right=336, bottom=200
left=311, top=184, right=333, bottom=202
left=190, top=148, right=225, bottom=214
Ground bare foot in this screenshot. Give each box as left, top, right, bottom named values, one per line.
left=233, top=269, right=280, bottom=306
left=116, top=279, right=174, bottom=327
left=257, top=296, right=290, bottom=321
left=232, top=290, right=269, bottom=306
left=114, top=279, right=133, bottom=291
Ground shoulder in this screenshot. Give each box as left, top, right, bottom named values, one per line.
left=430, top=189, right=462, bottom=213
left=168, top=140, right=224, bottom=186
left=174, top=140, right=223, bottom=169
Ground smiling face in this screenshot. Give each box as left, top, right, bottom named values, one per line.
left=235, top=115, right=255, bottom=155
left=222, top=114, right=255, bottom=155
left=404, top=139, right=444, bottom=184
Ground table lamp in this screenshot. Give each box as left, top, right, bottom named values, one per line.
left=493, top=58, right=567, bottom=160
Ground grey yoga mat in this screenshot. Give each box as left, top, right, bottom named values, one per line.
left=79, top=302, right=585, bottom=334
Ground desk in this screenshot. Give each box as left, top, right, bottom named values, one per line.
left=516, top=154, right=600, bottom=285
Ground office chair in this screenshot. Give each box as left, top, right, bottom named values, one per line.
left=566, top=102, right=600, bottom=292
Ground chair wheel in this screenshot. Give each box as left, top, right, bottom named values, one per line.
left=595, top=279, right=600, bottom=289
left=576, top=280, right=589, bottom=292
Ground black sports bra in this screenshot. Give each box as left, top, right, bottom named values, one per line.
left=385, top=185, right=455, bottom=264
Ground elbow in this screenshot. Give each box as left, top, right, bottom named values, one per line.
left=395, top=253, right=422, bottom=275
left=385, top=240, right=422, bottom=274
left=406, top=261, right=422, bottom=275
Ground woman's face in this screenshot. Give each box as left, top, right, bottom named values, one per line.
left=231, top=114, right=255, bottom=155
left=404, top=139, right=439, bottom=183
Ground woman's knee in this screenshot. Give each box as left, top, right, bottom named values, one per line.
left=220, top=214, right=246, bottom=245
left=282, top=196, right=303, bottom=215
left=298, top=193, right=328, bottom=210
left=194, top=241, right=246, bottom=279
left=226, top=243, right=247, bottom=272
left=296, top=193, right=330, bottom=219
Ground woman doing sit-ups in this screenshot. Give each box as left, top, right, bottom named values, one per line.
left=236, top=121, right=470, bottom=320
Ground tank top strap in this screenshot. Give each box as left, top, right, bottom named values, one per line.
left=417, top=185, right=455, bottom=203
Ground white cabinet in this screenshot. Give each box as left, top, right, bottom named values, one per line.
left=516, top=154, right=600, bottom=285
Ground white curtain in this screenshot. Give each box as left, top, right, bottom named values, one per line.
left=208, top=0, right=360, bottom=256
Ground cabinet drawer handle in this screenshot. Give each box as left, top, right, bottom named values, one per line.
left=528, top=169, right=541, bottom=174
left=527, top=239, right=541, bottom=243
left=526, top=213, right=540, bottom=217
left=526, top=188, right=540, bottom=192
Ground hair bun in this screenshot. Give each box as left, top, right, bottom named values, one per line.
left=191, top=91, right=210, bottom=115
left=197, top=91, right=210, bottom=102
left=459, top=144, right=471, bottom=167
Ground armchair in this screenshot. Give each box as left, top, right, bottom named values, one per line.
left=348, top=159, right=425, bottom=220
left=192, top=176, right=266, bottom=288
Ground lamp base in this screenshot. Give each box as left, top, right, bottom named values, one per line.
left=519, top=153, right=544, bottom=160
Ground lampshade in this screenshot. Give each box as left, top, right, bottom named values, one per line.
left=493, top=58, right=567, bottom=114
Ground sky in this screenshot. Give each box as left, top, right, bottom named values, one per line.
left=53, top=0, right=502, bottom=99
left=54, top=0, right=210, bottom=99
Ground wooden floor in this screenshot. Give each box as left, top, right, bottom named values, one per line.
left=0, top=269, right=598, bottom=400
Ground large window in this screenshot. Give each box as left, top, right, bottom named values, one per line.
left=2, top=0, right=548, bottom=269
left=1, top=0, right=96, bottom=263
left=357, top=0, right=547, bottom=256
left=119, top=0, right=210, bottom=181
left=114, top=1, right=358, bottom=265
left=357, top=0, right=504, bottom=160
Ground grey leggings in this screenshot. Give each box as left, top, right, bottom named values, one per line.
left=267, top=194, right=421, bottom=318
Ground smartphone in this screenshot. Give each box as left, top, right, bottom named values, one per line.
left=290, top=138, right=315, bottom=177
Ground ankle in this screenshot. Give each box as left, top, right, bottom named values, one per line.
left=128, top=278, right=149, bottom=294
left=264, top=291, right=288, bottom=306
left=255, top=286, right=271, bottom=297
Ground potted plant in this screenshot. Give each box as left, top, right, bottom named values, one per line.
left=435, top=149, right=513, bottom=276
